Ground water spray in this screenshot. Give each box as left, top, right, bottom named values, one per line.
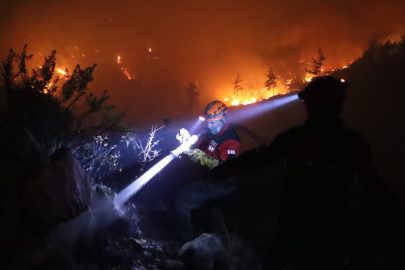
left=114, top=131, right=199, bottom=208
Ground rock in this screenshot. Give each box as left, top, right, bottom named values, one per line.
left=178, top=233, right=223, bottom=270
left=227, top=234, right=259, bottom=266
left=177, top=233, right=261, bottom=270
left=222, top=234, right=261, bottom=270
left=0, top=127, right=94, bottom=268
left=24, top=208, right=97, bottom=267
left=161, top=259, right=184, bottom=270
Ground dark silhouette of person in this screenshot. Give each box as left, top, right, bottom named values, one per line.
left=208, top=76, right=400, bottom=269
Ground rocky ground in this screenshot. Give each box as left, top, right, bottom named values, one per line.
left=1, top=126, right=405, bottom=270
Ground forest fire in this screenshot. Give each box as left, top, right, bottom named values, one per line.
left=222, top=56, right=356, bottom=107
left=2, top=1, right=405, bottom=269
left=227, top=88, right=274, bottom=106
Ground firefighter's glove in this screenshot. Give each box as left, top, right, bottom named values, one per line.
left=188, top=149, right=219, bottom=170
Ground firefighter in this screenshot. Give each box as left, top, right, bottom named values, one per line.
left=209, top=76, right=401, bottom=269
left=174, top=100, right=241, bottom=242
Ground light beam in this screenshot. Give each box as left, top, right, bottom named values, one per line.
left=114, top=154, right=174, bottom=208
left=189, top=118, right=204, bottom=134
left=230, top=93, right=299, bottom=123
left=114, top=134, right=199, bottom=208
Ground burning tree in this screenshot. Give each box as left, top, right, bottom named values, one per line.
left=185, top=82, right=199, bottom=115
left=232, top=73, right=243, bottom=100
left=307, top=47, right=326, bottom=76
left=0, top=45, right=128, bottom=179
left=264, top=67, right=278, bottom=96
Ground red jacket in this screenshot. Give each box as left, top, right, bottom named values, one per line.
left=196, top=123, right=241, bottom=162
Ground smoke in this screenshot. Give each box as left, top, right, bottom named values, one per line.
left=1, top=0, right=404, bottom=125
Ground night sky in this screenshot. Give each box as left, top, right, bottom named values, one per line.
left=1, top=0, right=405, bottom=125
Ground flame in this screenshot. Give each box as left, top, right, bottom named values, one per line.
left=149, top=48, right=152, bottom=52
left=305, top=73, right=313, bottom=82
left=222, top=58, right=355, bottom=106
left=57, top=68, right=67, bottom=76
left=117, top=55, right=133, bottom=80
left=43, top=83, right=52, bottom=94
left=123, top=68, right=132, bottom=80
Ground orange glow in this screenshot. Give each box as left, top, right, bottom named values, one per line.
left=123, top=68, right=132, bottom=80
left=226, top=85, right=287, bottom=107
left=43, top=83, right=52, bottom=94
left=57, top=68, right=67, bottom=76
left=220, top=59, right=356, bottom=106
left=305, top=73, right=313, bottom=82
left=149, top=48, right=152, bottom=52
left=117, top=55, right=133, bottom=80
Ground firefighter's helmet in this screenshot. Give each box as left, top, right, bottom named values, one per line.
left=202, top=100, right=228, bottom=122
left=298, top=76, right=348, bottom=101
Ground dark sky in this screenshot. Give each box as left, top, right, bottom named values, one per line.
left=1, top=0, right=405, bottom=126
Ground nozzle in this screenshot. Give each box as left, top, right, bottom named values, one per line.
left=170, top=147, right=183, bottom=158
left=171, top=134, right=199, bottom=158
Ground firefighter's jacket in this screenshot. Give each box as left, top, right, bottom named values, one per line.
left=196, top=123, right=241, bottom=162
left=188, top=123, right=241, bottom=170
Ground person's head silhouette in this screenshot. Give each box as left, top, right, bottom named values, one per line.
left=298, top=76, right=348, bottom=119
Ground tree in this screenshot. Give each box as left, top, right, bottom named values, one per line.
left=264, top=67, right=278, bottom=97
left=133, top=124, right=164, bottom=163
left=306, top=47, right=326, bottom=76
left=0, top=45, right=128, bottom=179
left=232, top=73, right=243, bottom=100
left=185, top=82, right=199, bottom=115
left=361, top=36, right=379, bottom=62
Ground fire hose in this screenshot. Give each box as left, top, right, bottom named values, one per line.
left=114, top=124, right=265, bottom=208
